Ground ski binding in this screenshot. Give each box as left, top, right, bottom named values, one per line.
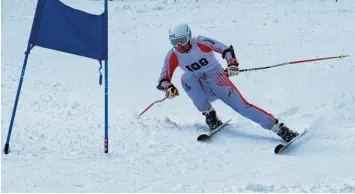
left=197, top=119, right=232, bottom=142
left=274, top=127, right=308, bottom=154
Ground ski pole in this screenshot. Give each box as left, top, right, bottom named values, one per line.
left=138, top=97, right=167, bottom=118
left=239, top=55, right=349, bottom=73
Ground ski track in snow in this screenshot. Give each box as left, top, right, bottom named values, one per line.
left=2, top=0, right=355, bottom=192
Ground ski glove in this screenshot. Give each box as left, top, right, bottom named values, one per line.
left=165, top=84, right=179, bottom=99
left=225, top=58, right=240, bottom=77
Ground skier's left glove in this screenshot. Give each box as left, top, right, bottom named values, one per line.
left=164, top=83, right=179, bottom=99
left=225, top=58, right=240, bottom=77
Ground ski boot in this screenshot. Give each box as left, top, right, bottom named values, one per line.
left=271, top=119, right=299, bottom=142
left=203, top=108, right=223, bottom=130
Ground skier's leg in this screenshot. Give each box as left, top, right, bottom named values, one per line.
left=208, top=72, right=276, bottom=129
left=206, top=71, right=299, bottom=141
left=181, top=72, right=214, bottom=112
left=181, top=72, right=221, bottom=129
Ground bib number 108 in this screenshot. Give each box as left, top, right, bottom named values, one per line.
left=185, top=58, right=209, bottom=71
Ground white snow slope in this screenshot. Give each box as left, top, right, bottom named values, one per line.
left=2, top=0, right=355, bottom=192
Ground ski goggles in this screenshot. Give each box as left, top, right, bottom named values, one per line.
left=170, top=36, right=190, bottom=47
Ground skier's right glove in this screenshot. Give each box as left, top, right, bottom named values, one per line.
left=225, top=58, right=240, bottom=77
left=164, top=83, right=179, bottom=99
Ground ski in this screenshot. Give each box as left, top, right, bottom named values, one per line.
left=197, top=119, right=232, bottom=142
left=274, top=128, right=308, bottom=154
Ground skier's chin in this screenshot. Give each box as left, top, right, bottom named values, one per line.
left=175, top=44, right=191, bottom=53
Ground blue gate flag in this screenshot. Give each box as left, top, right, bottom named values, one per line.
left=29, top=0, right=108, bottom=60
left=3, top=0, right=109, bottom=155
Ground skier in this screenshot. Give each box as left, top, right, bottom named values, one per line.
left=157, top=24, right=299, bottom=142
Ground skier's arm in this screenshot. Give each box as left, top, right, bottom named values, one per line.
left=196, top=35, right=236, bottom=62
left=157, top=50, right=179, bottom=90
left=197, top=36, right=240, bottom=76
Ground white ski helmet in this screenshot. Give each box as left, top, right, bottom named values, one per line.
left=168, top=24, right=192, bottom=47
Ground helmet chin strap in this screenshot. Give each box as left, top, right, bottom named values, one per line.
left=184, top=42, right=192, bottom=53
left=177, top=41, right=191, bottom=53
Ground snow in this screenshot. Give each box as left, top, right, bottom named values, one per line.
left=1, top=0, right=355, bottom=192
